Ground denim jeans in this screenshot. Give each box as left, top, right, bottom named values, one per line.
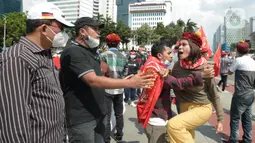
left=229, top=93, right=254, bottom=143
left=105, top=94, right=124, bottom=143
left=68, top=115, right=106, bottom=143
left=124, top=88, right=136, bottom=101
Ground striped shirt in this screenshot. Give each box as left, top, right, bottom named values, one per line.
left=100, top=47, right=127, bottom=95
left=0, top=37, right=65, bottom=143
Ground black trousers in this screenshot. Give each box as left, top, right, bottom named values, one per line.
left=218, top=74, right=228, bottom=91
left=105, top=93, right=124, bottom=143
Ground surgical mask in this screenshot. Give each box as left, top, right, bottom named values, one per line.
left=130, top=55, right=136, bottom=59
left=85, top=35, right=100, bottom=49
left=163, top=60, right=171, bottom=67
left=46, top=26, right=69, bottom=47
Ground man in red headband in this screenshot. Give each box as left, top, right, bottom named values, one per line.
left=101, top=33, right=126, bottom=143
left=227, top=41, right=255, bottom=143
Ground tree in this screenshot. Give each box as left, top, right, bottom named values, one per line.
left=230, top=43, right=236, bottom=51
left=116, top=20, right=132, bottom=49
left=100, top=17, right=116, bottom=44
left=0, top=12, right=26, bottom=48
left=93, top=13, right=104, bottom=24
left=184, top=19, right=198, bottom=32
left=135, top=24, right=153, bottom=45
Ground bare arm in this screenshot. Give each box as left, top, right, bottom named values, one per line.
left=81, top=71, right=154, bottom=89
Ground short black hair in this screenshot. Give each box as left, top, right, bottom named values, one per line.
left=26, top=19, right=54, bottom=34
left=160, top=37, right=172, bottom=47
left=107, top=43, right=119, bottom=48
left=151, top=41, right=168, bottom=58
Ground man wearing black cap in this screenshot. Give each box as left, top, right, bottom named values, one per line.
left=227, top=41, right=255, bottom=143
left=60, top=17, right=154, bottom=143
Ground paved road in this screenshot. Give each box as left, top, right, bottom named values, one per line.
left=109, top=77, right=255, bottom=143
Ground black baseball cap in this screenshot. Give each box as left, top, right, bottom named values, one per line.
left=74, top=17, right=104, bottom=31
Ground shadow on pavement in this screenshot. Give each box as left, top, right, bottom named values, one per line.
left=128, top=118, right=144, bottom=135
left=121, top=141, right=140, bottom=143
left=197, top=125, right=225, bottom=142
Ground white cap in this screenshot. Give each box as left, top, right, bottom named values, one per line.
left=27, top=2, right=74, bottom=27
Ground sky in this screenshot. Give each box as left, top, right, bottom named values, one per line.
left=170, top=0, right=255, bottom=48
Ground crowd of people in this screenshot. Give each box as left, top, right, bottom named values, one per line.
left=0, top=2, right=255, bottom=143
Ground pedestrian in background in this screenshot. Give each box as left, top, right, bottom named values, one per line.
left=124, top=51, right=140, bottom=107
left=217, top=51, right=232, bottom=92
left=101, top=33, right=127, bottom=143
left=228, top=41, right=255, bottom=143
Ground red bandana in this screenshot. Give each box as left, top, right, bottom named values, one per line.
left=180, top=57, right=206, bottom=69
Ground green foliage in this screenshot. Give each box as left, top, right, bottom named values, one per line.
left=0, top=12, right=26, bottom=48
left=184, top=19, right=198, bottom=32
left=230, top=43, right=236, bottom=51
left=116, top=20, right=132, bottom=44
left=135, top=24, right=153, bottom=45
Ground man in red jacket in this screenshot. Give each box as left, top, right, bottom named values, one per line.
left=137, top=41, right=215, bottom=143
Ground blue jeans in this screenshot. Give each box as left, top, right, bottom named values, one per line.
left=229, top=93, right=254, bottom=143
left=124, top=88, right=136, bottom=101
left=68, top=116, right=106, bottom=143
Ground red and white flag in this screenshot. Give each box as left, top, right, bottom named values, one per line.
left=213, top=43, right=222, bottom=77
left=198, top=27, right=212, bottom=57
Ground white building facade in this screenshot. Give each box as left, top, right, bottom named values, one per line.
left=47, top=0, right=93, bottom=22
left=128, top=0, right=172, bottom=30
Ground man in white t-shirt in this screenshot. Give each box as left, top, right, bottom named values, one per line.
left=228, top=41, right=255, bottom=143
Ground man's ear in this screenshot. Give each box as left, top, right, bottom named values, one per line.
left=157, top=53, right=163, bottom=60
left=40, top=24, right=47, bottom=35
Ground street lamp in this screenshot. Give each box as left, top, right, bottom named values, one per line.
left=0, top=14, right=6, bottom=50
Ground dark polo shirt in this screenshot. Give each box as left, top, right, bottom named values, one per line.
left=60, top=42, right=107, bottom=126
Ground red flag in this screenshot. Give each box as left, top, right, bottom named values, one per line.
left=197, top=27, right=212, bottom=57
left=213, top=43, right=221, bottom=77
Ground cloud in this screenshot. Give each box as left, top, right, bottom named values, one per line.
left=170, top=0, right=255, bottom=48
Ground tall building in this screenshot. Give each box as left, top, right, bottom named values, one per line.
left=47, top=0, right=94, bottom=22
left=98, top=0, right=117, bottom=22
left=22, top=0, right=47, bottom=12
left=116, top=0, right=145, bottom=25
left=129, top=0, right=172, bottom=30
left=213, top=25, right=225, bottom=52
left=224, top=8, right=250, bottom=46
left=249, top=17, right=255, bottom=34
left=93, top=0, right=100, bottom=18
left=0, top=0, right=22, bottom=14
left=106, top=0, right=117, bottom=22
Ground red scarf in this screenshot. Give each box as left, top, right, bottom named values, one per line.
left=180, top=57, right=206, bottom=69
left=137, top=56, right=165, bottom=128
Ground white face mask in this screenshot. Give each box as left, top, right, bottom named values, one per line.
left=130, top=55, right=136, bottom=59
left=85, top=35, right=100, bottom=49
left=162, top=59, right=171, bottom=67
left=46, top=26, right=69, bottom=48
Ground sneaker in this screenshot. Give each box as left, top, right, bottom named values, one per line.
left=130, top=101, right=137, bottom=107
left=114, top=133, right=123, bottom=142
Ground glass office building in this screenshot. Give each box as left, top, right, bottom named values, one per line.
left=116, top=0, right=144, bottom=25
left=0, top=0, right=22, bottom=14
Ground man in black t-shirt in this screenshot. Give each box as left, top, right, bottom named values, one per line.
left=60, top=17, right=154, bottom=143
